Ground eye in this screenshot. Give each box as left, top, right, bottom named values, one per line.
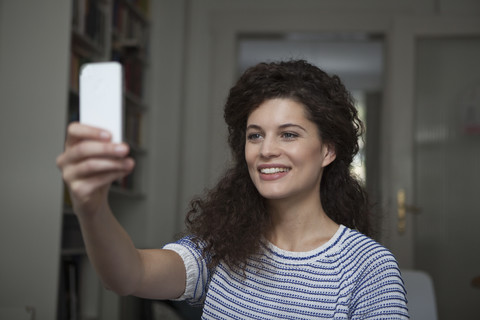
left=247, top=132, right=263, bottom=141
left=281, top=132, right=299, bottom=140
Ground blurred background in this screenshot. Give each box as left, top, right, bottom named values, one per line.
left=1, top=0, right=479, bottom=319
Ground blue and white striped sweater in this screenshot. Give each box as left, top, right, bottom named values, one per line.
left=164, top=225, right=409, bottom=319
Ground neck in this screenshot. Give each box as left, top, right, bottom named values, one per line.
left=265, top=196, right=339, bottom=252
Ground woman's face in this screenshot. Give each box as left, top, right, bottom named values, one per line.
left=245, top=98, right=335, bottom=204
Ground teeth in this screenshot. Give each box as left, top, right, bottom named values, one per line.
left=260, top=167, right=289, bottom=174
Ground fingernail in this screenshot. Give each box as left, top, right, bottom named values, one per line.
left=125, top=158, right=135, bottom=169
left=115, top=144, right=128, bottom=153
left=100, top=131, right=111, bottom=139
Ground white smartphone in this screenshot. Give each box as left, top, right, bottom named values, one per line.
left=80, top=61, right=124, bottom=143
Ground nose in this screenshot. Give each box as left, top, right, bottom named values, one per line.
left=260, top=137, right=280, bottom=159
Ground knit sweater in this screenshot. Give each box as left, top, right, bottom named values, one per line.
left=163, top=225, right=409, bottom=319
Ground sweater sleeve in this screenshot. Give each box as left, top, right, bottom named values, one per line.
left=350, top=249, right=410, bottom=319
left=163, top=237, right=210, bottom=306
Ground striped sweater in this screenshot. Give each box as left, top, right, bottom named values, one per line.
left=163, top=225, right=409, bottom=319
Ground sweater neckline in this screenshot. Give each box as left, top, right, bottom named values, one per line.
left=263, top=224, right=347, bottom=260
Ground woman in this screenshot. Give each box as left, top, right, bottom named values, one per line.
left=57, top=60, right=409, bottom=319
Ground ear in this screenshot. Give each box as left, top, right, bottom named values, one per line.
left=321, top=144, right=336, bottom=168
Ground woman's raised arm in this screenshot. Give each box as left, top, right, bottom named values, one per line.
left=56, top=122, right=186, bottom=299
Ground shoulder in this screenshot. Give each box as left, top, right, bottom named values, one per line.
left=335, top=228, right=408, bottom=318
left=332, top=226, right=404, bottom=289
left=336, top=226, right=398, bottom=267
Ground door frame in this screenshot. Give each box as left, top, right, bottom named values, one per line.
left=385, top=16, right=480, bottom=268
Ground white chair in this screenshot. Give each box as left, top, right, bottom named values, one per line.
left=401, top=269, right=438, bottom=320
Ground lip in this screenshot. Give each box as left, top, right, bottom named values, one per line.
left=257, top=164, right=291, bottom=181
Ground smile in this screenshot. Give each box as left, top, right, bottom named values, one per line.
left=259, top=167, right=290, bottom=174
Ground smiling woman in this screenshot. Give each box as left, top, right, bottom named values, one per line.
left=57, top=59, right=408, bottom=319
left=178, top=60, right=409, bottom=318
left=186, top=60, right=372, bottom=266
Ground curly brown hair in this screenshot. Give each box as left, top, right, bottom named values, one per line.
left=185, top=60, right=371, bottom=270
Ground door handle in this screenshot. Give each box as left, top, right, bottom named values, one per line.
left=397, top=189, right=422, bottom=234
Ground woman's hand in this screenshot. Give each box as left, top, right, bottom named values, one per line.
left=56, top=122, right=135, bottom=216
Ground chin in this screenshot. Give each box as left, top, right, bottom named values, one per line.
left=258, top=190, right=290, bottom=201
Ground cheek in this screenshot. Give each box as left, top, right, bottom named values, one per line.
left=244, top=145, right=255, bottom=168
left=296, top=145, right=324, bottom=166
left=244, top=141, right=256, bottom=159
left=244, top=145, right=260, bottom=182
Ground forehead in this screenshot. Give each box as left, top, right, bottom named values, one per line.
left=247, top=98, right=311, bottom=125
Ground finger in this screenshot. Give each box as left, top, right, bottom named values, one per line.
left=58, top=141, right=130, bottom=168
left=63, top=157, right=135, bottom=182
left=65, top=122, right=112, bottom=147
left=77, top=157, right=135, bottom=178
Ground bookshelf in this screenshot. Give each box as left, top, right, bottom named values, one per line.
left=58, top=0, right=150, bottom=319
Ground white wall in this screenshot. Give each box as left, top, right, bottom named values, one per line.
left=0, top=1, right=71, bottom=319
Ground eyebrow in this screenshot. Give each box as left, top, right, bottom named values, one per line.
left=246, top=123, right=308, bottom=132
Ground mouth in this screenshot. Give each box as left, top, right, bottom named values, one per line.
left=258, top=167, right=290, bottom=174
